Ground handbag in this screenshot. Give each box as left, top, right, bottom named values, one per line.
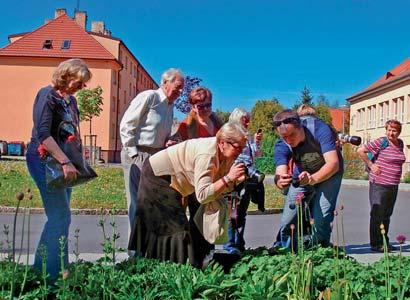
left=44, top=120, right=97, bottom=188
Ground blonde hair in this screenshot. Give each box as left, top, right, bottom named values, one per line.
left=297, top=104, right=317, bottom=117
left=216, top=122, right=247, bottom=144
left=52, top=58, right=91, bottom=91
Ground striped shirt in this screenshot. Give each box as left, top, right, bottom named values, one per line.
left=365, top=137, right=406, bottom=185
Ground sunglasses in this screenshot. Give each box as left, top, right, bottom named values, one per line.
left=272, top=117, right=300, bottom=129
left=196, top=103, right=212, bottom=110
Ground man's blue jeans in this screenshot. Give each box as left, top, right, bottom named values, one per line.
left=26, top=143, right=71, bottom=281
left=274, top=171, right=343, bottom=249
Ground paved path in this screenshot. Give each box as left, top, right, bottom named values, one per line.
left=1, top=185, right=410, bottom=264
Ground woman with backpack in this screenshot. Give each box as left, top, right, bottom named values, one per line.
left=357, top=119, right=406, bottom=253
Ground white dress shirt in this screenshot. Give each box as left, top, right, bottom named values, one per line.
left=120, top=88, right=174, bottom=157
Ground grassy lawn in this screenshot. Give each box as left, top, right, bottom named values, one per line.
left=0, top=160, right=284, bottom=210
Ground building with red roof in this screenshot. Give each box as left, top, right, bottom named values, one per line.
left=347, top=58, right=410, bottom=172
left=0, top=8, right=158, bottom=162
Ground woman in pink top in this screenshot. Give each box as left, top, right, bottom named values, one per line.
left=357, top=119, right=406, bottom=252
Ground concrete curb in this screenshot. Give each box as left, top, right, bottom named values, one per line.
left=2, top=179, right=409, bottom=215
left=0, top=206, right=128, bottom=215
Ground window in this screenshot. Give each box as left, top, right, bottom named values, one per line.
left=112, top=96, right=116, bottom=112
left=407, top=95, right=410, bottom=121
left=112, top=70, right=117, bottom=85
left=130, top=62, right=132, bottom=75
left=357, top=108, right=365, bottom=130
left=119, top=50, right=122, bottom=62
left=129, top=83, right=131, bottom=97
left=125, top=56, right=128, bottom=70
left=111, top=123, right=116, bottom=139
left=42, top=40, right=53, bottom=49
left=384, top=101, right=389, bottom=122
left=367, top=106, right=372, bottom=128
left=124, top=90, right=126, bottom=104
left=399, top=97, right=405, bottom=122
left=378, top=103, right=384, bottom=127
left=61, top=40, right=71, bottom=49
left=393, top=98, right=398, bottom=120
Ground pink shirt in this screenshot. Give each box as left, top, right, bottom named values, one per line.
left=365, top=137, right=406, bottom=185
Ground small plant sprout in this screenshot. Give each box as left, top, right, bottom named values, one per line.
left=380, top=223, right=391, bottom=299
left=10, top=191, right=25, bottom=298
left=290, top=224, right=295, bottom=254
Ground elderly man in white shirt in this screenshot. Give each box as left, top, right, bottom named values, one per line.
left=120, top=68, right=184, bottom=242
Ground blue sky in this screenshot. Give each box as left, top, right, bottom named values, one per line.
left=2, top=0, right=410, bottom=119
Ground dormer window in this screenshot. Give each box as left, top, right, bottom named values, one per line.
left=61, top=40, right=71, bottom=50
left=43, top=40, right=53, bottom=49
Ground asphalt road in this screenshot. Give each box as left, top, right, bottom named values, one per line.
left=1, top=185, right=409, bottom=264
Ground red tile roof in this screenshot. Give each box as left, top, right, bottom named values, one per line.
left=329, top=108, right=344, bottom=132
left=0, top=14, right=117, bottom=61
left=348, top=58, right=410, bottom=101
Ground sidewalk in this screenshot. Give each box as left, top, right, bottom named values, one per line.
left=264, top=175, right=410, bottom=191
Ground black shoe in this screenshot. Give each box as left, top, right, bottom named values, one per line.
left=371, top=246, right=384, bottom=253
left=371, top=245, right=396, bottom=253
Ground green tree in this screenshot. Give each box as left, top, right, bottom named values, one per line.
left=249, top=99, right=284, bottom=135
left=315, top=103, right=332, bottom=126
left=300, top=86, right=313, bottom=105
left=77, top=86, right=104, bottom=135
left=316, top=94, right=329, bottom=106
left=214, top=109, right=230, bottom=124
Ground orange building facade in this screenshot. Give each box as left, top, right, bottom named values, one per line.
left=0, top=9, right=158, bottom=162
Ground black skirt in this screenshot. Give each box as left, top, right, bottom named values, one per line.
left=128, top=159, right=194, bottom=264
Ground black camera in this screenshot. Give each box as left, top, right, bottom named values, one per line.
left=337, top=133, right=362, bottom=146
left=245, top=168, right=265, bottom=184
left=291, top=173, right=300, bottom=188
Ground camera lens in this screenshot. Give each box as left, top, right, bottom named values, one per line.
left=348, top=136, right=362, bottom=146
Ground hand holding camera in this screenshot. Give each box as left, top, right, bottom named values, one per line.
left=298, top=171, right=315, bottom=186
left=227, top=163, right=246, bottom=184
left=274, top=173, right=292, bottom=189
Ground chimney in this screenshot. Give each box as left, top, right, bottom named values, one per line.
left=103, top=29, right=112, bottom=36
left=91, top=21, right=105, bottom=34
left=74, top=11, right=87, bottom=29
left=55, top=8, right=67, bottom=18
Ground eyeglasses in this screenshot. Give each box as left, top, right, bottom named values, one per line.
left=196, top=103, right=212, bottom=110
left=226, top=141, right=244, bottom=150
left=72, top=81, right=86, bottom=89
left=272, top=117, right=300, bottom=129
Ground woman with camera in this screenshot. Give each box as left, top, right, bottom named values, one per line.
left=26, top=59, right=91, bottom=281
left=169, top=86, right=223, bottom=267
left=128, top=123, right=247, bottom=265
left=223, top=108, right=264, bottom=255
left=357, top=119, right=406, bottom=253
